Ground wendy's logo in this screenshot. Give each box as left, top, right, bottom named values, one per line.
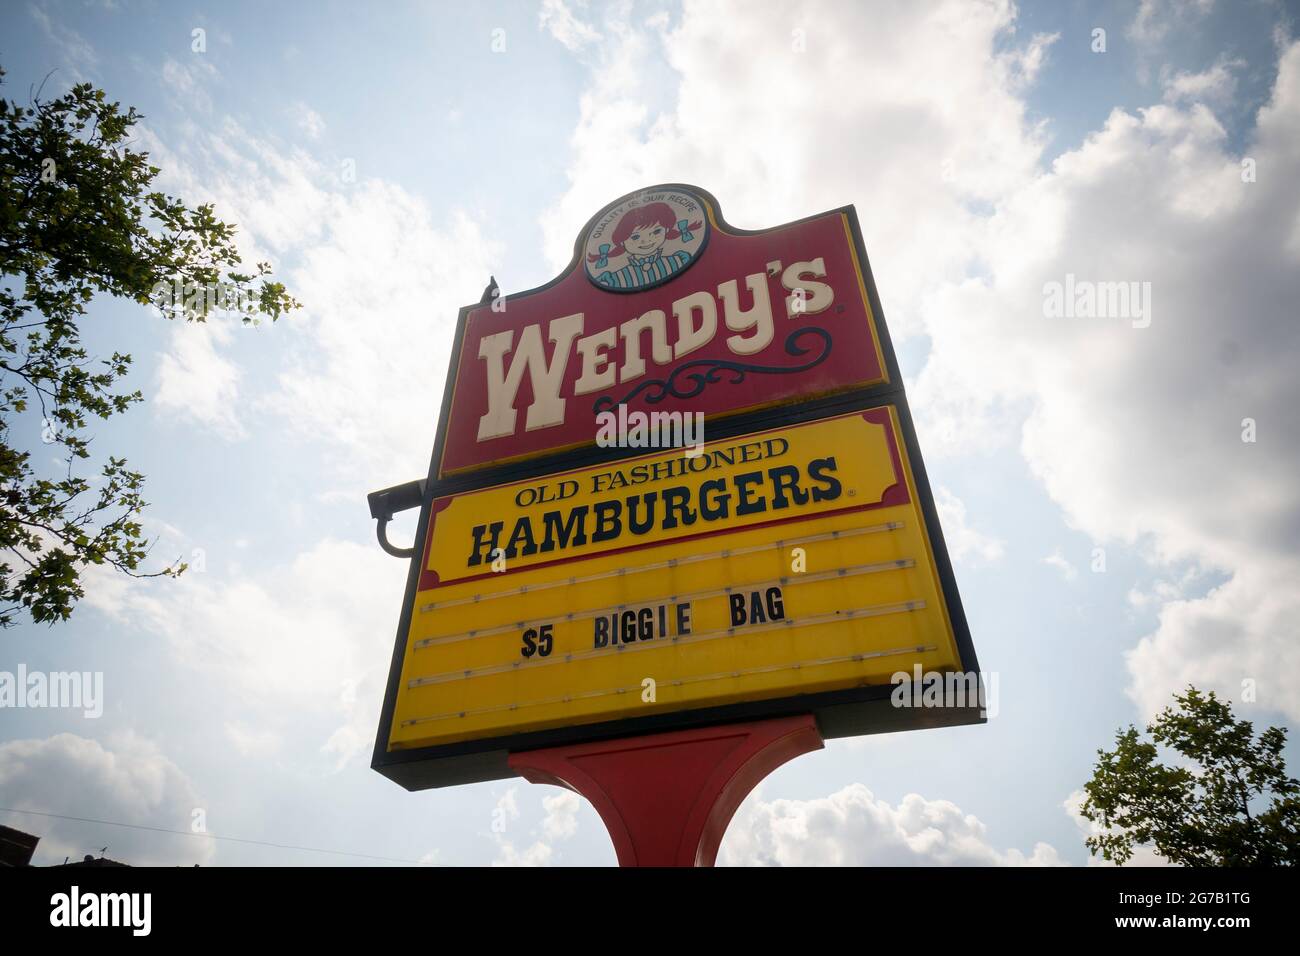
left=583, top=189, right=709, bottom=292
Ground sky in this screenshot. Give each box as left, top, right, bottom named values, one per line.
left=0, top=0, right=1297, bottom=867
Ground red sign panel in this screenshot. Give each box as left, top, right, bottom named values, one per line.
left=439, top=187, right=889, bottom=475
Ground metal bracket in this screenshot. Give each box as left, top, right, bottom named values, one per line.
left=367, top=479, right=426, bottom=559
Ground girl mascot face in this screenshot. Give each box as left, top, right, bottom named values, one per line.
left=586, top=200, right=705, bottom=291
left=619, top=209, right=673, bottom=257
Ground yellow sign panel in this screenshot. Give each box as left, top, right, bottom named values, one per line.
left=385, top=408, right=964, bottom=753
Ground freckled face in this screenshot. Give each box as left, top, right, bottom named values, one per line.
left=624, top=220, right=667, bottom=256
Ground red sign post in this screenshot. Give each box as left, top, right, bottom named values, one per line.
left=510, top=715, right=823, bottom=867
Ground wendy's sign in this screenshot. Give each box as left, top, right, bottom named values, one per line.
left=374, top=185, right=982, bottom=791
left=437, top=185, right=892, bottom=476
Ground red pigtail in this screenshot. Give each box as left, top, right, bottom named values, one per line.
left=665, top=219, right=703, bottom=241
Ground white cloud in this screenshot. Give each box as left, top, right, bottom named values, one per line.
left=495, top=787, right=521, bottom=824
left=161, top=55, right=218, bottom=113
left=29, top=3, right=99, bottom=78
left=83, top=538, right=406, bottom=768
left=541, top=790, right=581, bottom=841
left=934, top=487, right=1005, bottom=565
left=1005, top=31, right=1061, bottom=89
left=493, top=837, right=554, bottom=867
left=295, top=103, right=326, bottom=139
left=539, top=0, right=601, bottom=51
left=139, top=118, right=500, bottom=484
left=1162, top=58, right=1244, bottom=106
left=1125, top=565, right=1299, bottom=721
left=490, top=786, right=581, bottom=865
left=269, top=190, right=499, bottom=482
left=224, top=720, right=281, bottom=758
left=0, top=732, right=213, bottom=866
left=1128, top=0, right=1216, bottom=47
left=719, top=784, right=1063, bottom=866
left=1126, top=568, right=1202, bottom=608
left=915, top=40, right=1300, bottom=721
left=1044, top=549, right=1078, bottom=581
left=154, top=317, right=246, bottom=440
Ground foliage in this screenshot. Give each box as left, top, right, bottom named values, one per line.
left=0, top=67, right=299, bottom=625
left=1081, top=687, right=1299, bottom=866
